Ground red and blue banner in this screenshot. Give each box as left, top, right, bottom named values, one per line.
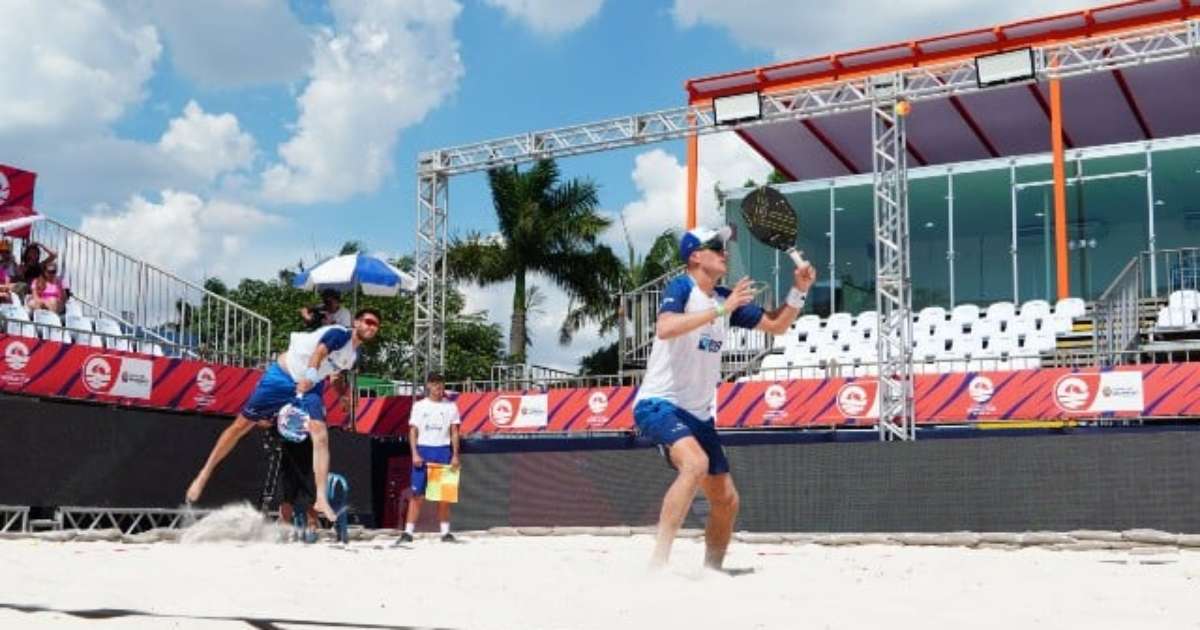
left=4, top=333, right=1199, bottom=436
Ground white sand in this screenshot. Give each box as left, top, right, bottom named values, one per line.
left=1, top=534, right=1198, bottom=629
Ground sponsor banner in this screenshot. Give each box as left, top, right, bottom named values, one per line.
left=80, top=354, right=152, bottom=399
left=455, top=387, right=638, bottom=434
left=488, top=394, right=549, bottom=428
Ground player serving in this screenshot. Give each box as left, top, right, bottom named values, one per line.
left=185, top=309, right=382, bottom=520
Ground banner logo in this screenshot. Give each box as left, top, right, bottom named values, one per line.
left=81, top=354, right=153, bottom=399
left=1054, top=375, right=1095, bottom=411
left=490, top=398, right=514, bottom=426
left=488, top=394, right=549, bottom=428
left=764, top=384, right=787, bottom=410
left=3, top=340, right=29, bottom=371
left=83, top=356, right=115, bottom=392
left=968, top=376, right=995, bottom=403
left=588, top=391, right=608, bottom=415
left=1053, top=372, right=1143, bottom=413
left=196, top=367, right=217, bottom=394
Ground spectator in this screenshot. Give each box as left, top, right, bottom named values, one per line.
left=0, top=240, right=16, bottom=303
left=26, top=262, right=67, bottom=314
left=300, top=289, right=352, bottom=329
left=18, top=241, right=56, bottom=285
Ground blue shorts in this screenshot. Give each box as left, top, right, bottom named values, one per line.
left=633, top=398, right=729, bottom=475
left=411, top=445, right=453, bottom=497
left=240, top=363, right=326, bottom=422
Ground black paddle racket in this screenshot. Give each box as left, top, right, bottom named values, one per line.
left=739, top=185, right=807, bottom=267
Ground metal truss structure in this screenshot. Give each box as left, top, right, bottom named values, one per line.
left=57, top=506, right=213, bottom=534
left=413, top=19, right=1200, bottom=411
left=870, top=75, right=916, bottom=441
left=0, top=505, right=29, bottom=532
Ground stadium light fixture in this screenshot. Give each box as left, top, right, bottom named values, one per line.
left=975, top=48, right=1035, bottom=88
left=713, top=91, right=762, bottom=125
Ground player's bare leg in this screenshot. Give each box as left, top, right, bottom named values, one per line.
left=186, top=415, right=257, bottom=503
left=700, top=472, right=740, bottom=570
left=650, top=437, right=708, bottom=568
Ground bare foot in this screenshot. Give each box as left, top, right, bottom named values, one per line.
left=185, top=474, right=208, bottom=503
left=315, top=499, right=337, bottom=522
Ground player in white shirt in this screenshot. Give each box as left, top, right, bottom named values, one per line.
left=635, top=226, right=816, bottom=570
left=184, top=308, right=382, bottom=521
left=398, top=372, right=462, bottom=543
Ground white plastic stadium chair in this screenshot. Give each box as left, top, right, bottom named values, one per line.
left=1020, top=299, right=1052, bottom=322
left=1, top=304, right=37, bottom=338
left=1055, top=297, right=1086, bottom=320
left=93, top=318, right=131, bottom=352
left=1168, top=290, right=1200, bottom=311
left=950, top=304, right=980, bottom=326
left=985, top=301, right=1016, bottom=324
left=65, top=315, right=103, bottom=348
left=1157, top=306, right=1193, bottom=329
left=32, top=310, right=66, bottom=343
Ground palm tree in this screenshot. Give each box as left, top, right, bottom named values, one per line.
left=560, top=215, right=679, bottom=344
left=448, top=159, right=621, bottom=365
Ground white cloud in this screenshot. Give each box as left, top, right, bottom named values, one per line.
left=483, top=0, right=604, bottom=36
left=0, top=0, right=160, bottom=134
left=79, top=190, right=282, bottom=279
left=672, top=0, right=1105, bottom=59
left=262, top=0, right=465, bottom=204
left=615, top=132, right=771, bottom=253
left=137, top=0, right=311, bottom=87
left=159, top=101, right=257, bottom=180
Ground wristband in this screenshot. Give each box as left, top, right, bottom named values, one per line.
left=714, top=302, right=727, bottom=318
left=786, top=288, right=807, bottom=310
left=304, top=367, right=320, bottom=383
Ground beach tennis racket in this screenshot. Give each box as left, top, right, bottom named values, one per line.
left=739, top=186, right=807, bottom=267
left=277, top=398, right=311, bottom=443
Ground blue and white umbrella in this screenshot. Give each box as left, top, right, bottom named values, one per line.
left=293, top=253, right=417, bottom=296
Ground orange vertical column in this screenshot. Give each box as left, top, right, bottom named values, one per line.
left=1049, top=74, right=1070, bottom=300
left=686, top=111, right=699, bottom=230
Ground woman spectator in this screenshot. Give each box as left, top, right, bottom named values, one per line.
left=18, top=241, right=56, bottom=285
left=0, top=240, right=17, bottom=303
left=26, top=262, right=67, bottom=314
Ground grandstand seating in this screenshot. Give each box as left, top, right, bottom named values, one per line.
left=751, top=297, right=1091, bottom=379
left=0, top=300, right=161, bottom=356
left=1156, top=290, right=1200, bottom=331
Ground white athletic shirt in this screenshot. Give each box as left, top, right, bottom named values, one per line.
left=634, top=274, right=764, bottom=419
left=409, top=398, right=461, bottom=447
left=284, top=325, right=358, bottom=382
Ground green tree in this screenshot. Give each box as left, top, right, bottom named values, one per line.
left=447, top=159, right=622, bottom=364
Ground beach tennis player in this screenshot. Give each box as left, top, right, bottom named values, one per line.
left=634, top=225, right=815, bottom=570
left=184, top=308, right=381, bottom=520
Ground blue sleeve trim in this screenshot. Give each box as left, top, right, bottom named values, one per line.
left=318, top=327, right=352, bottom=352
left=658, top=276, right=694, bottom=314
left=730, top=304, right=765, bottom=329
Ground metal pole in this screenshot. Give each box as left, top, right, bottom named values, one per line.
left=1145, top=145, right=1158, bottom=297
left=829, top=183, right=837, bottom=312
left=946, top=169, right=955, bottom=308
left=1010, top=160, right=1019, bottom=303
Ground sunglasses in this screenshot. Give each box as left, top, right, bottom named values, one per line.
left=45, top=268, right=58, bottom=275
left=698, top=238, right=726, bottom=254
left=360, top=317, right=381, bottom=328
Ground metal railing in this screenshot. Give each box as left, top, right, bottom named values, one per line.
left=21, top=218, right=272, bottom=367
left=618, top=266, right=684, bottom=369
left=1094, top=255, right=1143, bottom=366
left=2, top=314, right=193, bottom=358
left=1146, top=247, right=1200, bottom=299
left=447, top=372, right=638, bottom=393
left=617, top=266, right=774, bottom=374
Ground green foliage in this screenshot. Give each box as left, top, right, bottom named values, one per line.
left=447, top=159, right=622, bottom=364
left=578, top=340, right=619, bottom=375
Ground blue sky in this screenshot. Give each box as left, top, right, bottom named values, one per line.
left=1, top=0, right=1097, bottom=369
